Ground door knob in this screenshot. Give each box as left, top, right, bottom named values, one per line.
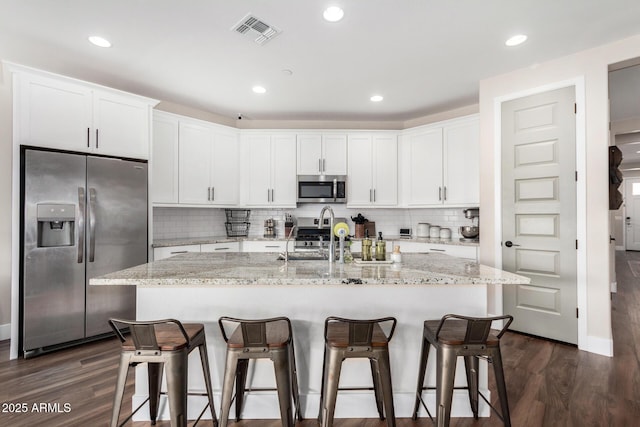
left=504, top=241, right=520, bottom=248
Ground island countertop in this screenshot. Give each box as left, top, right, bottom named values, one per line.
left=90, top=252, right=529, bottom=286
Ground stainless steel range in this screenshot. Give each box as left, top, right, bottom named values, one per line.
left=294, top=217, right=347, bottom=250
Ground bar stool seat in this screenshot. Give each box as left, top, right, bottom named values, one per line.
left=412, top=314, right=513, bottom=427
left=319, top=316, right=397, bottom=427
left=108, top=318, right=217, bottom=427
left=218, top=316, right=301, bottom=427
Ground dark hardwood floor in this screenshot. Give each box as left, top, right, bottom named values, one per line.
left=2, top=251, right=640, bottom=426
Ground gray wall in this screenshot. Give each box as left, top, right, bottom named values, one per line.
left=0, top=65, right=13, bottom=333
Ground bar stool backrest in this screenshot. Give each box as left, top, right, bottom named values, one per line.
left=324, top=316, right=397, bottom=346
left=218, top=316, right=293, bottom=347
left=108, top=318, right=191, bottom=351
left=435, top=314, right=514, bottom=345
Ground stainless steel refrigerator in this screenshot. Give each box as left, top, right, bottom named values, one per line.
left=21, top=148, right=148, bottom=357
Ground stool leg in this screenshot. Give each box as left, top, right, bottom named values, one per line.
left=219, top=350, right=239, bottom=427
left=376, top=349, right=396, bottom=427
left=463, top=355, right=479, bottom=419
left=147, top=362, right=164, bottom=425
left=370, top=358, right=385, bottom=420
left=110, top=353, right=131, bottom=427
left=436, top=346, right=457, bottom=427
left=320, top=348, right=343, bottom=427
left=234, top=359, right=249, bottom=420
left=288, top=342, right=302, bottom=421
left=412, top=337, right=431, bottom=420
left=198, top=342, right=218, bottom=425
left=273, top=349, right=294, bottom=427
left=317, top=344, right=330, bottom=424
left=165, top=350, right=188, bottom=427
left=491, top=348, right=512, bottom=427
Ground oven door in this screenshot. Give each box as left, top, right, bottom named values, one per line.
left=297, top=175, right=346, bottom=203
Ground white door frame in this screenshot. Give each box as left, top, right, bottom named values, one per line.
left=492, top=76, right=588, bottom=352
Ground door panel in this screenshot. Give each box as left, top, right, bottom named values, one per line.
left=502, top=86, right=577, bottom=344
left=85, top=157, right=146, bottom=336
left=625, top=178, right=640, bottom=251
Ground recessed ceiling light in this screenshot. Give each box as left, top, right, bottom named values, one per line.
left=323, top=6, right=344, bottom=22
left=370, top=95, right=384, bottom=102
left=252, top=85, right=266, bottom=94
left=505, top=34, right=527, bottom=47
left=88, top=36, right=111, bottom=48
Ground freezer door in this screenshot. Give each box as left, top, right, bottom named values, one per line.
left=85, top=156, right=147, bottom=336
left=22, top=150, right=86, bottom=351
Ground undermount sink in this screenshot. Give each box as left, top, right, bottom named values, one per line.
left=277, top=252, right=327, bottom=261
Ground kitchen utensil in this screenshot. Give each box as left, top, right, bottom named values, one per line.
left=417, top=223, right=430, bottom=238
left=333, top=222, right=350, bottom=237
left=439, top=228, right=452, bottom=239
left=429, top=225, right=441, bottom=238
left=459, top=225, right=480, bottom=238
left=391, top=245, right=402, bottom=263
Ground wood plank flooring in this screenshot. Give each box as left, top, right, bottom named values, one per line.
left=1, top=251, right=640, bottom=426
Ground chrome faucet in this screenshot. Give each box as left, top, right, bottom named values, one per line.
left=318, top=205, right=335, bottom=263
left=282, top=225, right=297, bottom=263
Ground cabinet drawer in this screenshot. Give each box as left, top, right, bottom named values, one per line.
left=242, top=241, right=289, bottom=252
left=153, top=244, right=200, bottom=260
left=201, top=242, right=240, bottom=252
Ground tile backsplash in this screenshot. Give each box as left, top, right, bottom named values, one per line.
left=153, top=205, right=479, bottom=240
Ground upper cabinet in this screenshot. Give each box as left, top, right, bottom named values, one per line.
left=347, top=133, right=398, bottom=207
left=152, top=111, right=239, bottom=206
left=400, top=115, right=479, bottom=207
left=297, top=133, right=347, bottom=175
left=242, top=133, right=297, bottom=208
left=12, top=66, right=157, bottom=159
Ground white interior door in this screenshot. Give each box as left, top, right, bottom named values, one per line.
left=502, top=86, right=578, bottom=344
left=624, top=177, right=640, bottom=250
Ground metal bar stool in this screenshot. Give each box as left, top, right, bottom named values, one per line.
left=412, top=314, right=514, bottom=427
left=218, top=316, right=301, bottom=427
left=108, top=318, right=217, bottom=427
left=318, top=316, right=397, bottom=427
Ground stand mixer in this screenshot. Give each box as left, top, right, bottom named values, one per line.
left=459, top=208, right=479, bottom=241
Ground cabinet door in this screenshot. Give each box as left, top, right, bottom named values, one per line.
left=211, top=131, right=239, bottom=206
left=347, top=135, right=374, bottom=206
left=153, top=244, right=200, bottom=261
left=372, top=135, right=398, bottom=206
left=178, top=121, right=212, bottom=204
left=408, top=129, right=443, bottom=206
left=443, top=119, right=479, bottom=205
left=271, top=135, right=297, bottom=207
left=152, top=112, right=179, bottom=204
left=16, top=73, right=92, bottom=151
left=93, top=90, right=150, bottom=159
left=297, top=134, right=323, bottom=175
left=245, top=135, right=273, bottom=206
left=322, top=134, right=348, bottom=175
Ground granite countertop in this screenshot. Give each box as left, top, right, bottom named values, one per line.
left=152, top=235, right=479, bottom=248
left=91, top=252, right=528, bottom=287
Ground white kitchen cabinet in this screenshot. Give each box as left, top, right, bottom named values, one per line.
left=153, top=244, right=201, bottom=261
left=243, top=134, right=297, bottom=207
left=297, top=133, right=347, bottom=175
left=241, top=240, right=291, bottom=252
left=347, top=133, right=398, bottom=207
left=402, top=115, right=479, bottom=207
left=13, top=67, right=156, bottom=159
left=396, top=241, right=478, bottom=260
left=152, top=111, right=179, bottom=204
left=201, top=242, right=240, bottom=252
left=178, top=118, right=239, bottom=206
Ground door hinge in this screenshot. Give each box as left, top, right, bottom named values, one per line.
left=576, top=240, right=578, bottom=250
left=576, top=307, right=579, bottom=318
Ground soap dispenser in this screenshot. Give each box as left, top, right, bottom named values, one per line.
left=362, top=230, right=372, bottom=261
left=376, top=232, right=386, bottom=261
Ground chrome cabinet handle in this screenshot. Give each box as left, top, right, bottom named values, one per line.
left=214, top=247, right=229, bottom=251
left=333, top=178, right=337, bottom=202
left=95, top=129, right=99, bottom=149
left=77, top=187, right=85, bottom=263
left=87, top=128, right=90, bottom=148
left=322, top=158, right=326, bottom=172
left=443, top=186, right=447, bottom=201
left=373, top=189, right=376, bottom=202
left=88, top=187, right=97, bottom=262
left=439, top=187, right=442, bottom=201
left=430, top=248, right=446, bottom=252
left=212, top=187, right=214, bottom=201
left=319, top=158, right=322, bottom=173
left=370, top=189, right=373, bottom=202
left=170, top=250, right=188, bottom=254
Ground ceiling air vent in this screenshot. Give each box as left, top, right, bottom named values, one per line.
left=232, top=14, right=281, bottom=45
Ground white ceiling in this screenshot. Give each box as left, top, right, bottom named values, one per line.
left=2, top=1, right=640, bottom=122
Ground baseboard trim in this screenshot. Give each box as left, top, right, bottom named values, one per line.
left=586, top=335, right=614, bottom=357
left=0, top=323, right=10, bottom=341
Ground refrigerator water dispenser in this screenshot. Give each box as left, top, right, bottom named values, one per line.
left=37, top=204, right=75, bottom=247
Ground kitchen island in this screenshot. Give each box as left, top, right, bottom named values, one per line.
left=91, top=252, right=528, bottom=421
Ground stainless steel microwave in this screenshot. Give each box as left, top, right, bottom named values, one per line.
left=297, top=175, right=347, bottom=203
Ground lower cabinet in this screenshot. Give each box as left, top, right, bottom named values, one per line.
left=241, top=240, right=292, bottom=252
left=398, top=241, right=478, bottom=260
left=201, top=242, right=241, bottom=252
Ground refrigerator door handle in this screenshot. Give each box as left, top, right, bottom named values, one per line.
left=88, top=187, right=97, bottom=262
left=77, top=187, right=85, bottom=263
